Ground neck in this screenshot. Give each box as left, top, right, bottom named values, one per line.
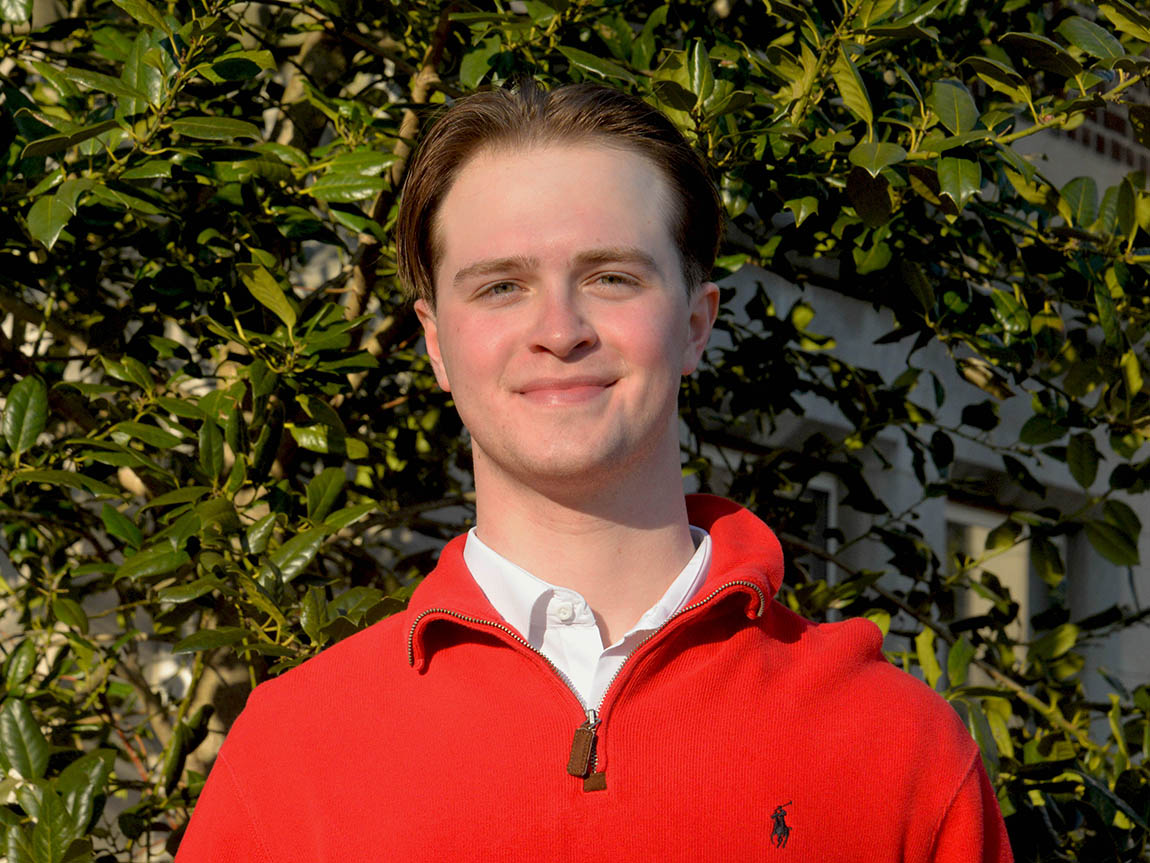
left=471, top=448, right=696, bottom=644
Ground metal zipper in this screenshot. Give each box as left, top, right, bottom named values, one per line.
left=407, top=578, right=767, bottom=786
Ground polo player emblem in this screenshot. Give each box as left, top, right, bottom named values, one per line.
left=770, top=801, right=792, bottom=849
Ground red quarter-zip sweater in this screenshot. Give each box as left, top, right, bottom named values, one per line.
left=176, top=495, right=1012, bottom=861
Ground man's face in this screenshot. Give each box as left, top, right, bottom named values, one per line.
left=415, top=142, right=718, bottom=494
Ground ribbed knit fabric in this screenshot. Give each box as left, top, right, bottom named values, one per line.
left=176, top=495, right=1013, bottom=862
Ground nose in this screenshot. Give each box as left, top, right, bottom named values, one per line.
left=530, top=289, right=597, bottom=358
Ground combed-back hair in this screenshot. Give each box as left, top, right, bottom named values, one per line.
left=395, top=81, right=723, bottom=305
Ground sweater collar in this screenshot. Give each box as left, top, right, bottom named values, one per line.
left=406, top=494, right=784, bottom=669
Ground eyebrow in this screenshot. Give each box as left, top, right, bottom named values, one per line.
left=451, top=246, right=661, bottom=288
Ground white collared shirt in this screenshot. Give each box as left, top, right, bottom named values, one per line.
left=463, top=526, right=712, bottom=711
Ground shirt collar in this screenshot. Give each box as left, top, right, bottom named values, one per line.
left=463, top=526, right=711, bottom=647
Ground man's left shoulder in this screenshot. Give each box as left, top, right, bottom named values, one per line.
left=766, top=602, right=975, bottom=748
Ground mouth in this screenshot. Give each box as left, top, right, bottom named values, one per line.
left=515, top=377, right=617, bottom=405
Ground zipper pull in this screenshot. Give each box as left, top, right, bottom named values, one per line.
left=567, top=709, right=598, bottom=777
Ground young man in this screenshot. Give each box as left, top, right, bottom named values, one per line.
left=177, top=83, right=1013, bottom=861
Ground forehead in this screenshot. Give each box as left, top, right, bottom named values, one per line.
left=432, top=142, right=680, bottom=289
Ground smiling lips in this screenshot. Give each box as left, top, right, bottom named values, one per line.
left=515, top=377, right=617, bottom=405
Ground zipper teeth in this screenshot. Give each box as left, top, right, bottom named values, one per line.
left=591, top=579, right=766, bottom=716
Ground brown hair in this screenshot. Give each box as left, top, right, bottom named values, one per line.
left=395, top=81, right=722, bottom=305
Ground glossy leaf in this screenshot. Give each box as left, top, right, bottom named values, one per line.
left=937, top=157, right=980, bottom=208
left=0, top=700, right=49, bottom=780
left=1086, top=521, right=1139, bottom=566
left=170, top=116, right=261, bottom=141
left=172, top=627, right=249, bottom=654
left=915, top=628, right=942, bottom=689
left=1056, top=16, right=1124, bottom=60
left=1099, top=0, right=1150, bottom=43
left=1067, top=433, right=1100, bottom=488
left=306, top=173, right=387, bottom=203
left=848, top=141, right=907, bottom=177
left=1060, top=176, right=1098, bottom=228
left=557, top=46, right=636, bottom=84
left=307, top=467, right=346, bottom=521
left=239, top=265, right=298, bottom=330
left=927, top=79, right=978, bottom=135
left=116, top=547, right=191, bottom=580
left=1001, top=32, right=1083, bottom=77
left=831, top=48, right=873, bottom=130
left=261, top=527, right=328, bottom=584
left=3, top=375, right=47, bottom=455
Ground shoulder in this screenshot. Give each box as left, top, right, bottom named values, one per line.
left=227, top=609, right=414, bottom=742
left=764, top=602, right=976, bottom=755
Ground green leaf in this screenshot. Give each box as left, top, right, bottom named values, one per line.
left=847, top=141, right=907, bottom=177
left=305, top=173, right=387, bottom=203
left=1095, top=280, right=1122, bottom=348
left=52, top=597, right=88, bottom=634
left=199, top=419, right=224, bottom=480
left=459, top=38, right=500, bottom=89
left=927, top=79, right=978, bottom=135
left=324, top=502, right=376, bottom=530
left=59, top=68, right=147, bottom=101
left=1067, top=433, right=1100, bottom=488
left=287, top=423, right=368, bottom=458
left=1060, top=176, right=1098, bottom=228
left=307, top=467, right=346, bottom=521
left=101, top=503, right=143, bottom=548
left=852, top=240, right=892, bottom=274
left=557, top=46, right=636, bottom=84
left=172, top=627, right=249, bottom=654
left=1001, top=32, right=1083, bottom=77
left=937, top=156, right=980, bottom=209
left=11, top=470, right=117, bottom=496
left=26, top=195, right=72, bottom=250
left=141, top=485, right=211, bottom=510
left=170, top=116, right=261, bottom=141
left=784, top=196, right=818, bottom=227
left=111, top=420, right=182, bottom=448
left=1104, top=499, right=1142, bottom=541
left=246, top=513, right=277, bottom=554
left=116, top=546, right=191, bottom=580
left=1019, top=415, right=1065, bottom=444
left=989, top=290, right=1031, bottom=336
left=0, top=0, right=31, bottom=23
left=947, top=635, right=975, bottom=687
left=915, top=627, right=942, bottom=689
left=112, top=0, right=169, bottom=31
left=1099, top=0, right=1150, bottom=43
left=57, top=751, right=112, bottom=836
left=0, top=700, right=49, bottom=780
left=1031, top=622, right=1080, bottom=660
left=686, top=40, right=714, bottom=106
left=962, top=56, right=1030, bottom=101
left=1086, top=520, right=1139, bottom=566
left=1056, top=16, right=1125, bottom=60
left=22, top=120, right=120, bottom=158
left=831, top=47, right=872, bottom=131
left=239, top=264, right=298, bottom=330
left=261, top=527, right=328, bottom=584
left=3, top=376, right=48, bottom=455
left=158, top=576, right=225, bottom=603
left=1121, top=348, right=1144, bottom=395
left=32, top=788, right=76, bottom=863
left=301, top=586, right=329, bottom=644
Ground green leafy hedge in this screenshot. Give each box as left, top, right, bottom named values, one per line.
left=1, top=0, right=1149, bottom=859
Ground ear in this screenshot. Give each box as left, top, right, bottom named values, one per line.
left=681, top=281, right=720, bottom=375
left=414, top=298, right=452, bottom=392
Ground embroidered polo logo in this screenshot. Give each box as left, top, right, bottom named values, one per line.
left=770, top=802, right=792, bottom=849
